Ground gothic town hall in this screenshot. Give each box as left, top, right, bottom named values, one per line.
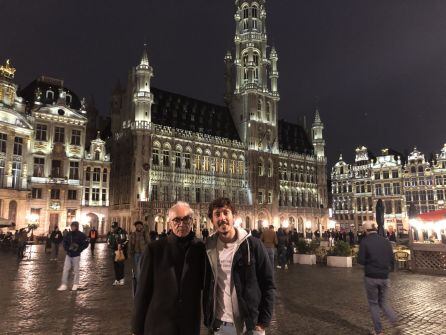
left=109, top=0, right=328, bottom=234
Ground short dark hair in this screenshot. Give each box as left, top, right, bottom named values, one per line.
left=208, top=197, right=237, bottom=219
left=134, top=221, right=143, bottom=226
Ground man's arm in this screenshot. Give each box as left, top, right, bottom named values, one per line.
left=253, top=238, right=275, bottom=328
left=132, top=245, right=154, bottom=335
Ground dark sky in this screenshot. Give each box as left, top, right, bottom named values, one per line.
left=2, top=0, right=446, bottom=165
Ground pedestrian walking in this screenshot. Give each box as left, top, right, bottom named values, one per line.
left=88, top=226, right=98, bottom=255
left=202, top=227, right=209, bottom=242
left=16, top=228, right=29, bottom=260
left=57, top=221, right=89, bottom=291
left=276, top=228, right=288, bottom=270
left=129, top=221, right=148, bottom=281
left=203, top=197, right=275, bottom=335
left=358, top=221, right=401, bottom=335
left=260, top=225, right=278, bottom=268
left=132, top=201, right=206, bottom=335
left=107, top=222, right=128, bottom=286
left=49, top=226, right=63, bottom=261
left=286, top=229, right=294, bottom=265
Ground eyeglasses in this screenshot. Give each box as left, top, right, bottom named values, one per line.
left=172, top=216, right=193, bottom=226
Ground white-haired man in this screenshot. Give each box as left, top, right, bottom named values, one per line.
left=358, top=221, right=400, bottom=335
left=132, top=201, right=206, bottom=335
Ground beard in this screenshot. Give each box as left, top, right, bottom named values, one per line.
left=217, top=220, right=232, bottom=235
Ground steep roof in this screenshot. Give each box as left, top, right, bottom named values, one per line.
left=19, top=76, right=82, bottom=110
left=151, top=87, right=240, bottom=141
left=278, top=119, right=313, bottom=155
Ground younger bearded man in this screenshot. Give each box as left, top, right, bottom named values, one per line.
left=203, top=198, right=275, bottom=335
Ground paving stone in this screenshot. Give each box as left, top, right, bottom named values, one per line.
left=0, top=244, right=445, bottom=334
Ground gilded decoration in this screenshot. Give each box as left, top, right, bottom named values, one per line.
left=0, top=60, right=16, bottom=79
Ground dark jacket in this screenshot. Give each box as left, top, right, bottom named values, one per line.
left=107, top=227, right=128, bottom=250
left=132, top=233, right=205, bottom=335
left=50, top=230, right=63, bottom=244
left=358, top=232, right=394, bottom=279
left=62, top=231, right=89, bottom=257
left=203, top=228, right=275, bottom=333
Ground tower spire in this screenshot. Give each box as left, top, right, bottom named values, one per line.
left=133, top=44, right=154, bottom=123
left=312, top=108, right=325, bottom=158
left=139, top=43, right=150, bottom=68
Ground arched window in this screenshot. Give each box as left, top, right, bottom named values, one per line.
left=257, top=100, right=262, bottom=119
left=252, top=5, right=258, bottom=18
left=253, top=53, right=259, bottom=81
left=95, top=151, right=100, bottom=161
left=267, top=159, right=273, bottom=177
left=243, top=6, right=249, bottom=19
left=46, top=90, right=54, bottom=100
left=258, top=159, right=264, bottom=176
left=243, top=54, right=249, bottom=82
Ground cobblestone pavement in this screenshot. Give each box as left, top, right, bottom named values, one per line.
left=1, top=244, right=445, bottom=335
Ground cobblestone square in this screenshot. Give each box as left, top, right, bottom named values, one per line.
left=1, top=244, right=445, bottom=335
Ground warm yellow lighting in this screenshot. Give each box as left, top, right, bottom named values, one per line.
left=328, top=220, right=336, bottom=229
left=282, top=219, right=289, bottom=229
left=0, top=59, right=16, bottom=79
left=26, top=213, right=39, bottom=223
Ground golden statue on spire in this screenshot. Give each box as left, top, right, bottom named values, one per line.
left=0, top=59, right=16, bottom=79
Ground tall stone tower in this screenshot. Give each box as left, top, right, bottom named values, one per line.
left=311, top=108, right=325, bottom=158
left=312, top=109, right=328, bottom=209
left=133, top=47, right=154, bottom=124
left=230, top=0, right=279, bottom=151
left=228, top=0, right=281, bottom=227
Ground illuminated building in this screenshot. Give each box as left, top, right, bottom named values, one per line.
left=0, top=60, right=110, bottom=234
left=110, top=1, right=328, bottom=233
left=332, top=145, right=446, bottom=234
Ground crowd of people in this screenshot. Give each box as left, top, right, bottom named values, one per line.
left=1, top=200, right=402, bottom=335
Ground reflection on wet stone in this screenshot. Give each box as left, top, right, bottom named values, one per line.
left=1, top=244, right=445, bottom=334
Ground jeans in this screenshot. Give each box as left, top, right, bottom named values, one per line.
left=133, top=253, right=142, bottom=279
left=266, top=247, right=275, bottom=269
left=364, top=277, right=398, bottom=334
left=114, top=260, right=125, bottom=280
left=278, top=246, right=287, bottom=268
left=90, top=240, right=96, bottom=254
left=61, top=256, right=80, bottom=285
left=51, top=242, right=60, bottom=259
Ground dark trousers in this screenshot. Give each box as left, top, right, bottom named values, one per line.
left=90, top=240, right=96, bottom=253
left=114, top=261, right=125, bottom=280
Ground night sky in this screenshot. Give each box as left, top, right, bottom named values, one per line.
left=2, top=0, right=446, bottom=166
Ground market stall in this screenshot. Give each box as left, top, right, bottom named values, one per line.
left=409, top=209, right=446, bottom=274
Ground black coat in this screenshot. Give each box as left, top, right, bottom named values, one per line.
left=132, top=233, right=206, bottom=335
left=203, top=235, right=275, bottom=332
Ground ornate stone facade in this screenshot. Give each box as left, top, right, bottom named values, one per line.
left=0, top=60, right=110, bottom=234
left=110, top=1, right=328, bottom=234
left=332, top=145, right=446, bottom=234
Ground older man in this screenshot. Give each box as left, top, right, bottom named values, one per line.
left=203, top=198, right=275, bottom=335
left=132, top=201, right=205, bottom=335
